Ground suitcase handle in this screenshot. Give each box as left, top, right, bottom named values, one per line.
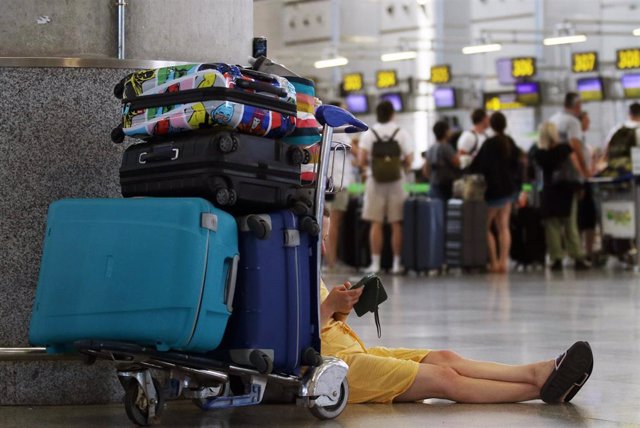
left=224, top=255, right=240, bottom=312
left=241, top=68, right=278, bottom=83
left=235, top=79, right=287, bottom=98
left=138, top=147, right=180, bottom=164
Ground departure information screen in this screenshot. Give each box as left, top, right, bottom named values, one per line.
left=617, top=48, right=640, bottom=70
left=572, top=52, right=598, bottom=73
left=511, top=57, right=536, bottom=79
left=342, top=73, right=364, bottom=92
left=430, top=65, right=451, bottom=84
left=376, top=70, right=398, bottom=89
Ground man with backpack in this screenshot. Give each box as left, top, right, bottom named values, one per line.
left=358, top=101, right=414, bottom=274
left=457, top=108, right=490, bottom=166
left=604, top=102, right=640, bottom=177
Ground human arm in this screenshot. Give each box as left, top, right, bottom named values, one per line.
left=422, top=159, right=430, bottom=179
left=320, top=282, right=363, bottom=327
left=457, top=131, right=475, bottom=156
left=570, top=138, right=589, bottom=178
left=404, top=152, right=414, bottom=172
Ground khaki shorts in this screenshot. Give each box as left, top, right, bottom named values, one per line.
left=362, top=179, right=407, bottom=223
left=326, top=189, right=350, bottom=212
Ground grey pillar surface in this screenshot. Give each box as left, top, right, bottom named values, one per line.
left=0, top=0, right=252, bottom=405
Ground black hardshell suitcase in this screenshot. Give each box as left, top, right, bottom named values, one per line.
left=120, top=131, right=311, bottom=216
left=337, top=196, right=392, bottom=271
left=445, top=199, right=488, bottom=269
left=402, top=197, right=445, bottom=273
left=510, top=206, right=546, bottom=267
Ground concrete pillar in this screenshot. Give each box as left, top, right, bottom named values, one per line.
left=0, top=0, right=253, bottom=405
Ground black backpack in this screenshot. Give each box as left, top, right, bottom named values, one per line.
left=371, top=128, right=402, bottom=183
left=605, top=126, right=637, bottom=176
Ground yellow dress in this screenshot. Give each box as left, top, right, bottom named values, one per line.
left=320, top=282, right=430, bottom=403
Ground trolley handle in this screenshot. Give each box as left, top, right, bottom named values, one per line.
left=315, top=105, right=368, bottom=133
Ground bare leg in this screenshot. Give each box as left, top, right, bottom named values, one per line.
left=326, top=209, right=344, bottom=268
left=497, top=204, right=512, bottom=272
left=391, top=221, right=403, bottom=257
left=486, top=208, right=499, bottom=272
left=395, top=363, right=540, bottom=403
left=422, top=350, right=553, bottom=388
left=370, top=221, right=383, bottom=256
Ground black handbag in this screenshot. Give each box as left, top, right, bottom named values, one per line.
left=351, top=273, right=388, bottom=338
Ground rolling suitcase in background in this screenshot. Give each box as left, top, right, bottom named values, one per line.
left=402, top=197, right=445, bottom=273
left=337, top=196, right=392, bottom=271
left=119, top=131, right=311, bottom=215
left=29, top=198, right=239, bottom=353
left=219, top=210, right=320, bottom=374
left=510, top=206, right=546, bottom=267
left=111, top=63, right=297, bottom=143
left=445, top=199, right=488, bottom=270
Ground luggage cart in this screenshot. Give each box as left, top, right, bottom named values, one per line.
left=589, top=175, right=640, bottom=267
left=0, top=105, right=367, bottom=426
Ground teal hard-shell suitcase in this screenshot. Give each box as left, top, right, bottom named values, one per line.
left=29, top=197, right=239, bottom=353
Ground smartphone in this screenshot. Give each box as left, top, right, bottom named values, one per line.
left=252, top=37, right=267, bottom=58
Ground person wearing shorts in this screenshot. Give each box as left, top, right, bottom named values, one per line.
left=358, top=101, right=413, bottom=274
left=319, top=212, right=594, bottom=404
left=468, top=112, right=523, bottom=273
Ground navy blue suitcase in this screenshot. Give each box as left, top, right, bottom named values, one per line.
left=219, top=210, right=320, bottom=374
left=401, top=197, right=445, bottom=272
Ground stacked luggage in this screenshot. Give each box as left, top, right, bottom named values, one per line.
left=30, top=62, right=324, bottom=370
left=445, top=199, right=488, bottom=270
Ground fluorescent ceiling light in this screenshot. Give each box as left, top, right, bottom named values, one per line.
left=461, top=43, right=502, bottom=55
left=314, top=57, right=348, bottom=69
left=543, top=34, right=587, bottom=46
left=633, top=28, right=640, bottom=36
left=380, top=51, right=418, bottom=62
left=416, top=0, right=429, bottom=4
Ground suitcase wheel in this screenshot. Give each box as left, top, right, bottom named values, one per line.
left=113, top=79, right=125, bottom=99
left=249, top=349, right=274, bottom=374
left=300, top=216, right=320, bottom=236
left=302, top=347, right=323, bottom=367
left=247, top=214, right=272, bottom=240
left=214, top=187, right=237, bottom=206
left=288, top=147, right=310, bottom=166
left=215, top=133, right=239, bottom=154
left=290, top=199, right=312, bottom=216
left=111, top=124, right=125, bottom=144
left=123, top=377, right=165, bottom=426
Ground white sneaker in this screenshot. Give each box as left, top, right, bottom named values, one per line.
left=362, top=263, right=380, bottom=274
left=391, top=264, right=404, bottom=275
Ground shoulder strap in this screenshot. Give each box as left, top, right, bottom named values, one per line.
left=389, top=128, right=401, bottom=141
left=469, top=130, right=479, bottom=154
left=374, top=280, right=382, bottom=338
left=371, top=129, right=382, bottom=142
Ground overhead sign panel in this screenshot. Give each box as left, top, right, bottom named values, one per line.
left=617, top=48, right=640, bottom=70
left=572, top=51, right=598, bottom=73
left=342, top=73, right=364, bottom=92
left=376, top=70, right=398, bottom=89
left=430, top=65, right=451, bottom=84
left=511, top=57, right=536, bottom=79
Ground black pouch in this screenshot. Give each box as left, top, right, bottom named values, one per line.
left=352, top=273, right=388, bottom=338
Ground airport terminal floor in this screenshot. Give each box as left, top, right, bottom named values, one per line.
left=4, top=267, right=639, bottom=427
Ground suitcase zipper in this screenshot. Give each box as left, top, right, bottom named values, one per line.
left=125, top=87, right=297, bottom=116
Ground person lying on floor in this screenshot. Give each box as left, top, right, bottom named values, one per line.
left=319, top=211, right=593, bottom=405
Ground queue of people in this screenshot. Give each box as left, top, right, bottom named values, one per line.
left=326, top=97, right=640, bottom=276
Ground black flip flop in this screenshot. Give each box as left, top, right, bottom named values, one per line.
left=540, top=341, right=593, bottom=404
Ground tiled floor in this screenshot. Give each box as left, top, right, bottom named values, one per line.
left=3, top=268, right=640, bottom=427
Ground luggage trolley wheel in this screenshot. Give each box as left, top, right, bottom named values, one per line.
left=123, top=377, right=165, bottom=427
left=215, top=133, right=239, bottom=154
left=308, top=378, right=349, bottom=420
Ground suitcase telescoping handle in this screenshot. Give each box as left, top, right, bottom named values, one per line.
left=224, top=255, right=240, bottom=312
left=138, top=144, right=180, bottom=164
left=235, top=79, right=287, bottom=98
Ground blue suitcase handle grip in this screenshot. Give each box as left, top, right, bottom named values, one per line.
left=315, top=105, right=368, bottom=133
